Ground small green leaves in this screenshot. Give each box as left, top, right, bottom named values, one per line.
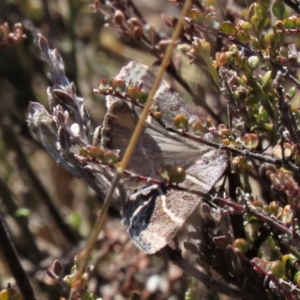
left=244, top=133, right=259, bottom=150
left=237, top=20, right=252, bottom=32
left=171, top=167, right=186, bottom=184
left=218, top=124, right=232, bottom=138
left=95, top=77, right=150, bottom=105
left=261, top=70, right=272, bottom=89
left=188, top=38, right=221, bottom=87
left=294, top=271, right=300, bottom=286
left=220, top=21, right=237, bottom=35
left=102, top=151, right=119, bottom=164
left=159, top=165, right=172, bottom=180
left=192, top=118, right=213, bottom=136
left=236, top=30, right=250, bottom=43
left=152, top=110, right=163, bottom=120
left=268, top=201, right=282, bottom=216
left=192, top=120, right=206, bottom=136
left=187, top=8, right=221, bottom=29
left=270, top=260, right=285, bottom=279
left=190, top=38, right=211, bottom=56
left=68, top=211, right=82, bottom=231
left=248, top=56, right=260, bottom=70
left=275, top=15, right=300, bottom=33
left=15, top=207, right=31, bottom=218
left=0, top=287, right=22, bottom=300
left=111, top=80, right=126, bottom=93
left=272, top=0, right=285, bottom=20
left=247, top=2, right=270, bottom=35
left=282, top=17, right=296, bottom=29
left=174, top=114, right=189, bottom=130
left=80, top=147, right=119, bottom=165
left=187, top=8, right=205, bottom=24
left=88, top=147, right=104, bottom=159
left=287, top=87, right=296, bottom=99
left=127, top=88, right=148, bottom=103
left=233, top=238, right=249, bottom=253
left=159, top=165, right=186, bottom=184
left=97, top=78, right=111, bottom=91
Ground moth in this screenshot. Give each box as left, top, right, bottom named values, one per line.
left=28, top=35, right=228, bottom=253
left=100, top=62, right=228, bottom=254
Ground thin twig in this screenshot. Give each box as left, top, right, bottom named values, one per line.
left=284, top=0, right=300, bottom=14
left=250, top=257, right=296, bottom=300
left=0, top=209, right=37, bottom=300
left=78, top=0, right=193, bottom=271
left=215, top=197, right=300, bottom=239
left=275, top=85, right=300, bottom=146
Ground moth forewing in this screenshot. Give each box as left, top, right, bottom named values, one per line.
left=106, top=61, right=199, bottom=131
left=101, top=61, right=228, bottom=253
left=184, top=149, right=228, bottom=193
left=123, top=185, right=201, bottom=254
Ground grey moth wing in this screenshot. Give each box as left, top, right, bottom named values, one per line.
left=101, top=100, right=224, bottom=185
left=123, top=185, right=201, bottom=254
left=101, top=62, right=228, bottom=253
left=106, top=61, right=199, bottom=131
left=101, top=100, right=228, bottom=253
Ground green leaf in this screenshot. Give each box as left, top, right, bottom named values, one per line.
left=68, top=211, right=82, bottom=231
left=111, top=80, right=126, bottom=92
left=127, top=88, right=148, bottom=103
left=282, top=18, right=295, bottom=29
left=287, top=87, right=296, bottom=99
left=220, top=21, right=237, bottom=35
left=261, top=70, right=272, bottom=89
left=272, top=0, right=285, bottom=20
left=248, top=56, right=260, bottom=70
left=0, top=288, right=22, bottom=300
left=188, top=8, right=205, bottom=23
left=237, top=30, right=250, bottom=43
left=15, top=208, right=31, bottom=218
left=97, top=78, right=110, bottom=91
